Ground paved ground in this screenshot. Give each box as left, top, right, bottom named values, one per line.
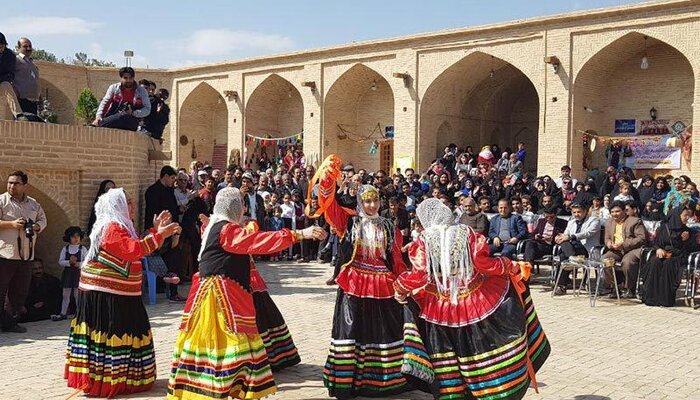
left=1, top=261, right=699, bottom=400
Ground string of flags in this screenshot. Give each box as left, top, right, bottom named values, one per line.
left=245, top=132, right=303, bottom=147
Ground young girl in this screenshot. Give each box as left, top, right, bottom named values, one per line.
left=52, top=227, right=88, bottom=321
left=267, top=206, right=285, bottom=261
left=280, top=193, right=296, bottom=261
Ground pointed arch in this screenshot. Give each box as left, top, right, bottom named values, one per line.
left=39, top=79, right=74, bottom=124
left=419, top=51, right=539, bottom=170
left=178, top=82, right=228, bottom=169
left=572, top=32, right=694, bottom=174
left=324, top=64, right=395, bottom=171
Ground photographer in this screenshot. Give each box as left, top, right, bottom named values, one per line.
left=0, top=171, right=47, bottom=333
left=142, top=88, right=170, bottom=141
left=92, top=67, right=151, bottom=131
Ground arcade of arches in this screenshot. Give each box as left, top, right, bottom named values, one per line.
left=178, top=83, right=228, bottom=169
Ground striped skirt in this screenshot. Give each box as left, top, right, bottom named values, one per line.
left=402, top=286, right=550, bottom=400
left=323, top=289, right=410, bottom=398
left=167, top=284, right=276, bottom=400
left=253, top=291, right=301, bottom=372
left=64, top=290, right=156, bottom=398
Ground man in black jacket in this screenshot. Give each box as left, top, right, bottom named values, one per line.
left=142, top=88, right=170, bottom=140
left=0, top=32, right=23, bottom=120
left=144, top=166, right=179, bottom=229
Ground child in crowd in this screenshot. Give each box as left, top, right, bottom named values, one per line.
left=280, top=193, right=297, bottom=261
left=589, top=195, right=610, bottom=223
left=613, top=181, right=634, bottom=203
left=401, top=218, right=423, bottom=253
left=267, top=206, right=285, bottom=261
left=52, top=227, right=88, bottom=321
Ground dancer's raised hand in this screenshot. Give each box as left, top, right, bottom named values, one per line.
left=299, top=226, right=328, bottom=241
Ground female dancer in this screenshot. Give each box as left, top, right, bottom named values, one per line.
left=395, top=198, right=550, bottom=400
left=168, top=188, right=325, bottom=400
left=308, top=155, right=411, bottom=398
left=65, top=188, right=179, bottom=397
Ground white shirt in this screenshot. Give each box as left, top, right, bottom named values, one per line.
left=58, top=244, right=88, bottom=267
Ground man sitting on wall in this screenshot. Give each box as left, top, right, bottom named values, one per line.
left=0, top=32, right=24, bottom=121
left=92, top=66, right=151, bottom=131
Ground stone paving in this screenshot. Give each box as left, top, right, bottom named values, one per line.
left=1, top=261, right=699, bottom=400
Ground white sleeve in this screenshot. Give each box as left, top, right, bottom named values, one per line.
left=58, top=246, right=70, bottom=267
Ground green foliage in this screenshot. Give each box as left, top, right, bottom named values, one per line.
left=31, top=48, right=58, bottom=63
left=74, top=88, right=99, bottom=125
left=71, top=52, right=116, bottom=67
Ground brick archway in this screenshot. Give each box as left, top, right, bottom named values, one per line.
left=572, top=32, right=695, bottom=176
left=419, top=52, right=539, bottom=171
left=324, top=64, right=395, bottom=171
left=39, top=79, right=74, bottom=124
left=244, top=74, right=303, bottom=169
left=178, top=82, right=228, bottom=168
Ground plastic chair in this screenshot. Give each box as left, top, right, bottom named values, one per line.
left=142, top=258, right=157, bottom=305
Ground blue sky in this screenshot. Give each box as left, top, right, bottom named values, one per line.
left=1, top=0, right=648, bottom=68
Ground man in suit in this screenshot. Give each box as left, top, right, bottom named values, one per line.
left=602, top=200, right=648, bottom=298
left=240, top=172, right=266, bottom=229
left=488, top=199, right=528, bottom=259
left=553, top=203, right=601, bottom=295
left=523, top=206, right=567, bottom=265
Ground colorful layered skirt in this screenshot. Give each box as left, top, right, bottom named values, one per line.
left=167, top=276, right=276, bottom=400
left=252, top=289, right=301, bottom=372
left=64, top=290, right=156, bottom=398
left=402, top=280, right=550, bottom=400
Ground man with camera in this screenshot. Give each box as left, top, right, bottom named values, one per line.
left=0, top=171, right=47, bottom=333
left=92, top=67, right=151, bottom=131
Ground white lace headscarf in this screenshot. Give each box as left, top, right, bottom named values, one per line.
left=416, top=198, right=474, bottom=304
left=83, top=188, right=138, bottom=267
left=198, top=187, right=244, bottom=261
left=351, top=184, right=392, bottom=259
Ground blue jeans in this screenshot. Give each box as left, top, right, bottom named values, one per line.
left=489, top=243, right=517, bottom=259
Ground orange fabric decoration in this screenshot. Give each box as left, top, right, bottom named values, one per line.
left=305, top=154, right=355, bottom=238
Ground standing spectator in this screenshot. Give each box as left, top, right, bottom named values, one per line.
left=554, top=165, right=577, bottom=188
left=267, top=206, right=285, bottom=261
left=86, top=179, right=116, bottom=235
left=515, top=142, right=526, bottom=164
left=93, top=67, right=151, bottom=131
left=51, top=226, right=87, bottom=321
left=142, top=88, right=170, bottom=140
left=19, top=260, right=61, bottom=322
left=0, top=32, right=23, bottom=120
left=602, top=201, right=647, bottom=298
left=13, top=37, right=40, bottom=115
left=0, top=171, right=48, bottom=333
left=198, top=176, right=217, bottom=215
left=240, top=172, right=266, bottom=228
left=144, top=166, right=179, bottom=229
left=487, top=199, right=527, bottom=258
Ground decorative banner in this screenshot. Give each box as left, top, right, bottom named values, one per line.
left=614, top=119, right=636, bottom=134
left=640, top=119, right=670, bottom=135
left=671, top=120, right=688, bottom=135
left=626, top=135, right=681, bottom=169
left=246, top=132, right=303, bottom=147
left=394, top=155, right=414, bottom=172
left=681, top=126, right=693, bottom=169
left=384, top=126, right=395, bottom=139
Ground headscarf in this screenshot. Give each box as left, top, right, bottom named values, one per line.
left=353, top=184, right=393, bottom=259
left=198, top=187, right=243, bottom=261
left=84, top=188, right=137, bottom=267
left=416, top=198, right=474, bottom=304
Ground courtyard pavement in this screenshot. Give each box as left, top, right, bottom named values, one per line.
left=1, top=261, right=699, bottom=400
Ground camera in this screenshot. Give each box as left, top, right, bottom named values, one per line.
left=23, top=218, right=34, bottom=238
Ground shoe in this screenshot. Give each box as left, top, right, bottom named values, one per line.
left=326, top=277, right=337, bottom=286
left=14, top=114, right=29, bottom=121
left=553, top=286, right=567, bottom=296
left=607, top=291, right=619, bottom=299
left=622, top=290, right=636, bottom=299
left=51, top=314, right=67, bottom=321
left=2, top=323, right=27, bottom=333
left=169, top=295, right=187, bottom=302
left=163, top=275, right=181, bottom=285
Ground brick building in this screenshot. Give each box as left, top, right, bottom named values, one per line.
left=1, top=0, right=699, bottom=271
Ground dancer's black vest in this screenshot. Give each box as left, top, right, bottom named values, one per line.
left=198, top=220, right=251, bottom=291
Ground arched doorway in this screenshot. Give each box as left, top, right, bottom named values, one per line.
left=324, top=64, right=395, bottom=172
left=39, top=79, right=74, bottom=124
left=178, top=83, right=228, bottom=169
left=420, top=52, right=540, bottom=171
left=572, top=32, right=695, bottom=176
left=245, top=74, right=303, bottom=170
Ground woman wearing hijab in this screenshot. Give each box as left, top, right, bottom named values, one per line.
left=637, top=175, right=654, bottom=206
left=640, top=204, right=696, bottom=307
left=65, top=188, right=180, bottom=398
left=85, top=179, right=115, bottom=235
left=308, top=155, right=412, bottom=399
left=664, top=177, right=690, bottom=215
left=650, top=177, right=671, bottom=209
left=168, top=188, right=325, bottom=400
left=394, top=199, right=550, bottom=400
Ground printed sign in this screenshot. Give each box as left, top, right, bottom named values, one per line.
left=627, top=135, right=681, bottom=169
left=640, top=119, right=670, bottom=135
left=614, top=119, right=636, bottom=134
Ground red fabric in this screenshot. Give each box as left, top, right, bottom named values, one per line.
left=120, top=85, right=136, bottom=105
left=305, top=154, right=355, bottom=238
left=66, top=372, right=153, bottom=398
left=219, top=223, right=296, bottom=255
left=395, top=230, right=514, bottom=326
left=335, top=258, right=396, bottom=299
left=250, top=265, right=268, bottom=292
left=102, top=224, right=162, bottom=263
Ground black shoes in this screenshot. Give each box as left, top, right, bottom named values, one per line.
left=2, top=323, right=27, bottom=333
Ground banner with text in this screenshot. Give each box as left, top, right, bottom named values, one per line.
left=627, top=134, right=681, bottom=169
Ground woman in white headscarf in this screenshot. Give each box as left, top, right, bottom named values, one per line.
left=168, top=187, right=325, bottom=400
left=65, top=188, right=180, bottom=398
left=394, top=198, right=550, bottom=400
left=307, top=155, right=412, bottom=399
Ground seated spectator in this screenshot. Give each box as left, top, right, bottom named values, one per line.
left=523, top=206, right=567, bottom=265
left=141, top=88, right=170, bottom=140
left=555, top=165, right=578, bottom=188
left=613, top=181, right=634, bottom=204
left=624, top=201, right=640, bottom=218
left=93, top=67, right=151, bottom=131
left=458, top=197, right=489, bottom=236
left=640, top=204, right=695, bottom=307
left=14, top=37, right=40, bottom=115
left=0, top=32, right=23, bottom=120
left=552, top=203, right=601, bottom=295
left=588, top=195, right=610, bottom=224
left=641, top=200, right=664, bottom=221
left=488, top=199, right=528, bottom=258
left=478, top=196, right=492, bottom=214
left=19, top=260, right=61, bottom=323
left=602, top=201, right=648, bottom=298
